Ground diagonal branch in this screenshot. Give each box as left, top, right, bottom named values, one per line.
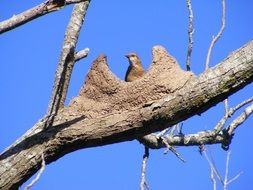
left=0, top=0, right=88, bottom=35
left=44, top=1, right=90, bottom=128
left=227, top=103, right=253, bottom=135
left=205, top=0, right=226, bottom=70
left=214, top=96, right=253, bottom=133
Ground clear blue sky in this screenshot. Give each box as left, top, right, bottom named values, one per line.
left=1, top=1, right=253, bottom=189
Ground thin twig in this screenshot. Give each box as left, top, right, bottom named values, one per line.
left=226, top=171, right=243, bottom=185
left=162, top=137, right=186, bottom=162
left=24, top=153, right=46, bottom=190
left=224, top=99, right=229, bottom=117
left=210, top=168, right=217, bottom=190
left=156, top=124, right=181, bottom=138
left=204, top=149, right=242, bottom=190
left=140, top=147, right=150, bottom=190
left=208, top=147, right=223, bottom=183
left=205, top=147, right=224, bottom=183
left=186, top=0, right=194, bottom=71
left=223, top=151, right=243, bottom=190
left=223, top=151, right=230, bottom=190
left=203, top=148, right=223, bottom=184
left=205, top=0, right=226, bottom=70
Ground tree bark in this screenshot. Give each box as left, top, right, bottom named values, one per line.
left=0, top=40, right=253, bottom=189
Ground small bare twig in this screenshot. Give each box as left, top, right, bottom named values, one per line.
left=140, top=147, right=150, bottom=190
left=186, top=0, right=194, bottom=71
left=223, top=151, right=230, bottom=190
left=24, top=153, right=46, bottom=190
left=210, top=168, right=217, bottom=190
left=205, top=0, right=226, bottom=70
left=203, top=148, right=223, bottom=183
left=226, top=171, right=243, bottom=186
left=223, top=151, right=243, bottom=190
left=162, top=137, right=186, bottom=162
left=156, top=127, right=171, bottom=138
left=204, top=150, right=242, bottom=190
left=224, top=99, right=229, bottom=117
left=74, top=48, right=90, bottom=62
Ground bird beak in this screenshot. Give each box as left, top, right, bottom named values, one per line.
left=125, top=54, right=129, bottom=58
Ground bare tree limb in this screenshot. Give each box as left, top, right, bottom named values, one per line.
left=203, top=149, right=223, bottom=185
left=0, top=0, right=88, bottom=35
left=140, top=147, right=150, bottom=190
left=228, top=96, right=253, bottom=116
left=44, top=1, right=90, bottom=128
left=214, top=96, right=253, bottom=133
left=186, top=0, right=194, bottom=71
left=140, top=96, right=253, bottom=151
left=204, top=150, right=242, bottom=190
left=205, top=0, right=226, bottom=70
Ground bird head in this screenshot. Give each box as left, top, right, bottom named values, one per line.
left=125, top=53, right=141, bottom=67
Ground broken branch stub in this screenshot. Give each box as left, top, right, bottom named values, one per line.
left=69, top=46, right=195, bottom=118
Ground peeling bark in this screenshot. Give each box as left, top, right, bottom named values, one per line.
left=0, top=40, right=253, bottom=189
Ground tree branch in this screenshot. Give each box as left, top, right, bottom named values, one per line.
left=186, top=0, right=194, bottom=71
left=0, top=40, right=253, bottom=189
left=0, top=0, right=88, bottom=35
left=44, top=1, right=90, bottom=128
left=140, top=147, right=150, bottom=190
left=227, top=103, right=253, bottom=136
left=205, top=0, right=226, bottom=70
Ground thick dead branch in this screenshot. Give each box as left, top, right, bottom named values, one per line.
left=0, top=40, right=253, bottom=189
left=0, top=0, right=88, bottom=34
